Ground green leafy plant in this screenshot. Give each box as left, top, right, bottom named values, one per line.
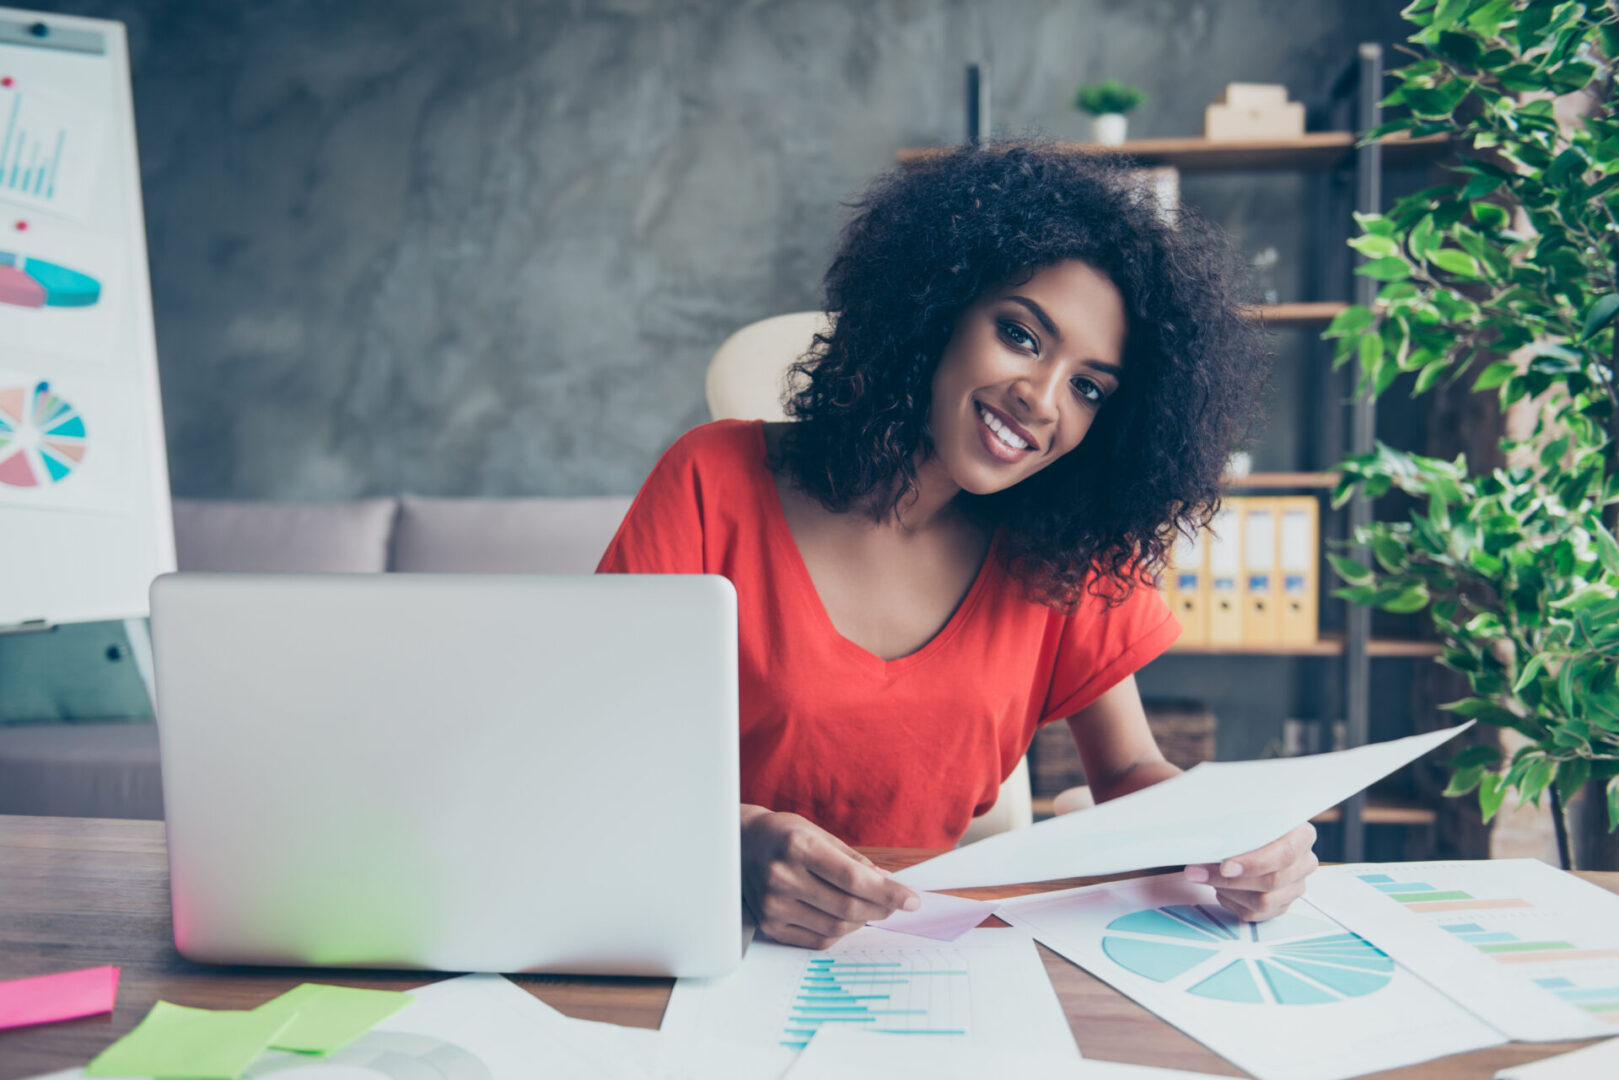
left=1073, top=79, right=1146, bottom=116
left=1323, top=0, right=1619, bottom=866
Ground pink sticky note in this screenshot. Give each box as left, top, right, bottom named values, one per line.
left=868, top=891, right=1000, bottom=941
left=0, top=965, right=121, bottom=1030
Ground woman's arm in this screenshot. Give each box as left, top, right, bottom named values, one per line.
left=1065, top=674, right=1181, bottom=801
left=1065, top=675, right=1318, bottom=921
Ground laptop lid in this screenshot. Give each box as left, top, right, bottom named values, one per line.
left=150, top=572, right=741, bottom=977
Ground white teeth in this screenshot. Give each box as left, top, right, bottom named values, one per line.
left=978, top=405, right=1028, bottom=450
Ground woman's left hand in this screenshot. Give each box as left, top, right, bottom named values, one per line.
left=1184, top=822, right=1319, bottom=922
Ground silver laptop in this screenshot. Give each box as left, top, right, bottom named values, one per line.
left=149, top=572, right=742, bottom=977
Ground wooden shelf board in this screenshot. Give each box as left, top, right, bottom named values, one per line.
left=1248, top=301, right=1347, bottom=328
left=1221, top=471, right=1339, bottom=490
left=1312, top=797, right=1438, bottom=826
left=1031, top=793, right=1436, bottom=826
left=897, top=133, right=1454, bottom=173
left=1167, top=632, right=1441, bottom=658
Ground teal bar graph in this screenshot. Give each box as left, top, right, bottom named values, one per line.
left=778, top=949, right=973, bottom=1048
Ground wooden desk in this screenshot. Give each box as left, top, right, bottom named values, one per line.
left=2, top=815, right=1614, bottom=1079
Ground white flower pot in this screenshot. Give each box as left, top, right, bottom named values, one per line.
left=1091, top=113, right=1128, bottom=146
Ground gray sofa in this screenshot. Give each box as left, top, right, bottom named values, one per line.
left=0, top=494, right=633, bottom=819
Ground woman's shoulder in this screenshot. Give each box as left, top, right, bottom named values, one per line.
left=651, top=419, right=771, bottom=489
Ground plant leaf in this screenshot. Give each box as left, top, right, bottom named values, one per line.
left=1556, top=757, right=1591, bottom=804
left=1582, top=294, right=1619, bottom=341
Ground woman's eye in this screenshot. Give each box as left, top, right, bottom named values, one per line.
left=999, top=320, right=1036, bottom=351
left=1072, top=377, right=1104, bottom=405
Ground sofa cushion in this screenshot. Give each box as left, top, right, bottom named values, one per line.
left=172, top=498, right=398, bottom=572
left=0, top=722, right=163, bottom=819
left=390, top=495, right=633, bottom=573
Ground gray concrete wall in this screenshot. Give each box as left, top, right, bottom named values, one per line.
left=33, top=0, right=1406, bottom=499
left=6, top=0, right=1415, bottom=761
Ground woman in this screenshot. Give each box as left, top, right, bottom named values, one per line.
left=598, top=142, right=1318, bottom=949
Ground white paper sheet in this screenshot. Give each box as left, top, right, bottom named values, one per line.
left=660, top=925, right=1079, bottom=1062
left=1309, top=860, right=1619, bottom=1042
left=894, top=724, right=1471, bottom=891
left=1000, top=873, right=1504, bottom=1080
left=1494, top=1036, right=1619, bottom=1079
left=867, top=889, right=999, bottom=941
left=784, top=1028, right=1233, bottom=1078
left=548, top=1010, right=796, bottom=1079
left=32, top=972, right=650, bottom=1080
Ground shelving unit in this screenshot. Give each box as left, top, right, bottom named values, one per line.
left=906, top=45, right=1455, bottom=860
left=1168, top=633, right=1440, bottom=659
left=896, top=132, right=1452, bottom=173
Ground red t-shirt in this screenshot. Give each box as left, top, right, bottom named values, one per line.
left=596, top=420, right=1180, bottom=848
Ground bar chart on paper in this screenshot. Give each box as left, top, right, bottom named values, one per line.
left=1310, top=859, right=1619, bottom=1041
left=782, top=950, right=969, bottom=1048
left=659, top=927, right=1080, bottom=1062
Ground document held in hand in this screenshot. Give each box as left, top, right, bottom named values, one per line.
left=893, top=723, right=1473, bottom=892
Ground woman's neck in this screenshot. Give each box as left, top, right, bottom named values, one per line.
left=892, top=453, right=964, bottom=534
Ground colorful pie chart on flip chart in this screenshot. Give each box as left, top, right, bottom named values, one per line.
left=0, top=250, right=100, bottom=308
left=0, top=380, right=88, bottom=488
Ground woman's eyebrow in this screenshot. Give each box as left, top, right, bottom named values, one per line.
left=1006, top=296, right=1061, bottom=341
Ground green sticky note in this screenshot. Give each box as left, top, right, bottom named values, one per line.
left=84, top=999, right=291, bottom=1078
left=254, top=983, right=413, bottom=1054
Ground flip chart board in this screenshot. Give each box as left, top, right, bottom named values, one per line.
left=0, top=8, right=173, bottom=627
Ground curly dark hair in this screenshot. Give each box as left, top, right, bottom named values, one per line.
left=776, top=140, right=1268, bottom=610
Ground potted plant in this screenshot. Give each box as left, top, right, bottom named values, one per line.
left=1074, top=79, right=1146, bottom=146
left=1324, top=0, right=1619, bottom=868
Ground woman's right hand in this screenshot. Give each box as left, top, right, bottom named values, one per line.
left=740, top=805, right=920, bottom=949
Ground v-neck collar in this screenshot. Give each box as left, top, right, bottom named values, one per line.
left=749, top=420, right=999, bottom=676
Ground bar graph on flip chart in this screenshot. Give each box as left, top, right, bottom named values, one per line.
left=0, top=80, right=101, bottom=220
left=1310, top=860, right=1619, bottom=1041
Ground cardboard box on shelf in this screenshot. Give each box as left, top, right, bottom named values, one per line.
left=1204, top=82, right=1305, bottom=141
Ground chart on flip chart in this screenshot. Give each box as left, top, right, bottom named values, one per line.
left=1310, top=859, right=1619, bottom=1041
left=0, top=8, right=173, bottom=628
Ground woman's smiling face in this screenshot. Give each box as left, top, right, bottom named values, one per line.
left=926, top=258, right=1128, bottom=496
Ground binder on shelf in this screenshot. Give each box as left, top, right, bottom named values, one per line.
left=1165, top=528, right=1208, bottom=646
left=1206, top=501, right=1243, bottom=646
left=1277, top=496, right=1320, bottom=645
left=1242, top=499, right=1280, bottom=646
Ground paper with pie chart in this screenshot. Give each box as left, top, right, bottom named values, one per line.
left=0, top=368, right=129, bottom=515
left=1001, top=873, right=1504, bottom=1080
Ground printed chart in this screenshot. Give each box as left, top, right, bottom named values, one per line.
left=0, top=79, right=105, bottom=221
left=1001, top=874, right=1502, bottom=1080
left=660, top=927, right=1079, bottom=1062
left=0, top=380, right=86, bottom=488
left=779, top=950, right=971, bottom=1048
left=1310, top=859, right=1619, bottom=1041
left=1100, top=903, right=1392, bottom=1005
left=0, top=249, right=100, bottom=308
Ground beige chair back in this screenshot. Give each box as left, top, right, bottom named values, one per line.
left=705, top=311, right=829, bottom=421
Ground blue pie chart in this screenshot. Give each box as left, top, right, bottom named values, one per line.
left=1101, top=903, right=1394, bottom=1005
